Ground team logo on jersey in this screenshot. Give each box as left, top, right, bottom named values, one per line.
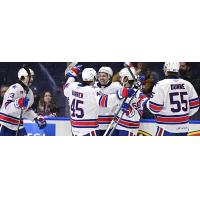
left=20, top=91, right=24, bottom=94
left=96, top=91, right=103, bottom=96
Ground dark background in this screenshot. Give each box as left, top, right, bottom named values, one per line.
left=0, top=62, right=199, bottom=118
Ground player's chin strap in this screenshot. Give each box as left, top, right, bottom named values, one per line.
left=103, top=64, right=138, bottom=136
left=16, top=65, right=32, bottom=136
left=23, top=64, right=31, bottom=91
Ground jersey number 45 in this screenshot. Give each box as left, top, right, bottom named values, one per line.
left=71, top=99, right=84, bottom=118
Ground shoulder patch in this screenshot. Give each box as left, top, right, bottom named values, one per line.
left=12, top=85, right=17, bottom=89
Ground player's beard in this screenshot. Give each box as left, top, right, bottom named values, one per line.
left=179, top=69, right=186, bottom=76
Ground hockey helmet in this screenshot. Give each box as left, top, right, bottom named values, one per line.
left=18, top=67, right=34, bottom=80
left=164, top=62, right=180, bottom=73
left=98, top=66, right=113, bottom=78
left=119, top=67, right=137, bottom=81
left=82, top=68, right=97, bottom=82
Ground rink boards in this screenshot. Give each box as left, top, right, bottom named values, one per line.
left=24, top=118, right=200, bottom=136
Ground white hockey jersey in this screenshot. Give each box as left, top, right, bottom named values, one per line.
left=95, top=81, right=122, bottom=130
left=116, top=89, right=148, bottom=134
left=146, top=78, right=200, bottom=133
left=64, top=78, right=120, bottom=136
left=0, top=83, right=38, bottom=131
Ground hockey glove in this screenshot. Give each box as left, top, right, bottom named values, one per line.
left=35, top=115, right=47, bottom=129
left=122, top=103, right=133, bottom=116
left=15, top=97, right=29, bottom=109
left=66, top=65, right=83, bottom=78
left=136, top=74, right=145, bottom=88
left=117, top=88, right=135, bottom=100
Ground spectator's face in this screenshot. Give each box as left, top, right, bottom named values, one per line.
left=98, top=72, right=110, bottom=85
left=180, top=62, right=190, bottom=72
left=136, top=63, right=149, bottom=77
left=0, top=86, right=9, bottom=97
left=44, top=92, right=52, bottom=103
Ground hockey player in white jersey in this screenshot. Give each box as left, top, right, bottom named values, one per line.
left=95, top=66, right=121, bottom=136
left=0, top=66, right=47, bottom=136
left=63, top=65, right=134, bottom=136
left=146, top=62, right=199, bottom=136
left=109, top=67, right=148, bottom=136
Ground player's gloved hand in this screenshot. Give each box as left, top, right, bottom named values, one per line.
left=15, top=97, right=29, bottom=109
left=66, top=65, right=83, bottom=78
left=135, top=74, right=145, bottom=89
left=122, top=103, right=133, bottom=116
left=117, top=88, right=135, bottom=100
left=35, top=115, right=47, bottom=129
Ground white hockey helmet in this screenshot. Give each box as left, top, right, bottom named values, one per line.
left=164, top=62, right=180, bottom=73
left=18, top=67, right=34, bottom=80
left=119, top=67, right=137, bottom=81
left=98, top=66, right=113, bottom=78
left=82, top=68, right=97, bottom=82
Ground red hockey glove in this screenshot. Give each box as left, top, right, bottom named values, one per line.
left=66, top=65, right=83, bottom=78
left=117, top=88, right=135, bottom=100
left=15, top=97, right=29, bottom=109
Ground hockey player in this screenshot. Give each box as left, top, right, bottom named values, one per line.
left=95, top=66, right=121, bottom=136
left=0, top=66, right=47, bottom=136
left=110, top=67, right=148, bottom=136
left=63, top=65, right=134, bottom=136
left=146, top=62, right=200, bottom=136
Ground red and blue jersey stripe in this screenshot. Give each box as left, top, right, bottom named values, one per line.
left=71, top=119, right=98, bottom=128
left=189, top=98, right=200, bottom=109
left=149, top=101, right=163, bottom=113
left=155, top=113, right=189, bottom=124
left=137, top=94, right=148, bottom=108
left=116, top=117, right=140, bottom=129
left=0, top=112, right=23, bottom=126
left=155, top=126, right=164, bottom=136
left=137, top=109, right=143, bottom=117
left=99, top=95, right=108, bottom=107
left=98, top=115, right=113, bottom=124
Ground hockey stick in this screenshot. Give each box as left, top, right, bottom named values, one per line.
left=103, top=64, right=137, bottom=136
left=16, top=90, right=29, bottom=135
left=16, top=66, right=31, bottom=136
left=16, top=108, right=25, bottom=135
left=107, top=67, right=145, bottom=136
left=107, top=89, right=140, bottom=136
left=103, top=97, right=127, bottom=136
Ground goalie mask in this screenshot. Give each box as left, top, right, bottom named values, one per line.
left=18, top=67, right=35, bottom=86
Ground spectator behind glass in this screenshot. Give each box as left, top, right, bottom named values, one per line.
left=179, top=62, right=200, bottom=97
left=36, top=91, right=59, bottom=117
left=0, top=85, right=9, bottom=107
left=135, top=63, right=160, bottom=96
left=31, top=86, right=40, bottom=112
left=134, top=63, right=160, bottom=119
left=179, top=62, right=200, bottom=120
